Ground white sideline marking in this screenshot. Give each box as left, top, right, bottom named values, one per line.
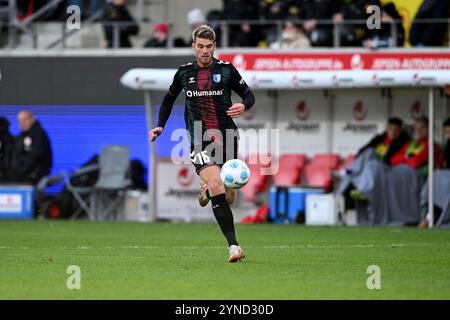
left=0, top=243, right=449, bottom=250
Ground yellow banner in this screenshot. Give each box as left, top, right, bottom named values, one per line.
left=380, top=0, right=424, bottom=47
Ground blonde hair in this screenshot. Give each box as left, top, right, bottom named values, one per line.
left=192, top=25, right=216, bottom=43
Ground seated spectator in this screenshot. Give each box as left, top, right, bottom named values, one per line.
left=188, top=8, right=207, bottom=32
left=102, top=0, right=139, bottom=48
left=261, top=0, right=288, bottom=45
left=0, top=117, right=14, bottom=182
left=336, top=117, right=410, bottom=180
left=332, top=0, right=368, bottom=47
left=11, top=110, right=52, bottom=185
left=357, top=117, right=410, bottom=165
left=270, top=18, right=310, bottom=49
left=222, top=0, right=261, bottom=47
left=410, top=0, right=449, bottom=47
left=287, top=0, right=340, bottom=47
left=363, top=1, right=404, bottom=49
left=337, top=148, right=425, bottom=226
left=144, top=23, right=169, bottom=48
left=336, top=117, right=410, bottom=209
left=390, top=116, right=442, bottom=175
left=171, top=8, right=208, bottom=48
left=336, top=123, right=425, bottom=226
left=417, top=118, right=450, bottom=228
left=443, top=118, right=450, bottom=169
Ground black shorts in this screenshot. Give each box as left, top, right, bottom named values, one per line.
left=190, top=135, right=239, bottom=175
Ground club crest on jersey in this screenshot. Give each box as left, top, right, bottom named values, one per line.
left=212, top=74, right=221, bottom=83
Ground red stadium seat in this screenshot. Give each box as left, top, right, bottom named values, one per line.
left=304, top=153, right=340, bottom=191
left=310, top=154, right=340, bottom=168
left=305, top=165, right=333, bottom=188
left=240, top=154, right=272, bottom=203
left=273, top=154, right=307, bottom=186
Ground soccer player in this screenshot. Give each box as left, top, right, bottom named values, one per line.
left=149, top=25, right=255, bottom=263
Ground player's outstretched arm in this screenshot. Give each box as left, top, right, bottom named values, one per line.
left=150, top=70, right=182, bottom=141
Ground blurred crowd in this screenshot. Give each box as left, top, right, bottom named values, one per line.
left=0, top=0, right=449, bottom=49
left=216, top=0, right=449, bottom=49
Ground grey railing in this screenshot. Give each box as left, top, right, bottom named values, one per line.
left=1, top=17, right=449, bottom=50
left=46, top=9, right=104, bottom=49
left=4, top=0, right=64, bottom=48
left=215, top=18, right=450, bottom=48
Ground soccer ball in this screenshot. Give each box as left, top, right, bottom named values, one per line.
left=220, top=159, right=251, bottom=189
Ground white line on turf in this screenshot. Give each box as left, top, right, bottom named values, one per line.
left=0, top=243, right=450, bottom=250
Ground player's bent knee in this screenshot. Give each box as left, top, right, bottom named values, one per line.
left=207, top=180, right=225, bottom=196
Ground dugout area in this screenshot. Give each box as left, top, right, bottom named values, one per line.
left=120, top=50, right=450, bottom=225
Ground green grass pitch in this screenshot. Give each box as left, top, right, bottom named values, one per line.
left=1, top=220, right=450, bottom=299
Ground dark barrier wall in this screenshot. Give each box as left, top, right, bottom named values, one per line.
left=0, top=54, right=192, bottom=105
left=0, top=54, right=193, bottom=190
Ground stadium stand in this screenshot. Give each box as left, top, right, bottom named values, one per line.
left=1, top=0, right=449, bottom=49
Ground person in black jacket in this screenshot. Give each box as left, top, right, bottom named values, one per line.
left=286, top=0, right=340, bottom=47
left=0, top=117, right=14, bottom=182
left=11, top=110, right=52, bottom=185
left=222, top=0, right=261, bottom=47
left=144, top=23, right=169, bottom=48
left=261, top=0, right=289, bottom=44
left=363, top=1, right=405, bottom=49
left=332, top=0, right=374, bottom=47
left=410, top=0, right=449, bottom=47
left=102, top=0, right=139, bottom=48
